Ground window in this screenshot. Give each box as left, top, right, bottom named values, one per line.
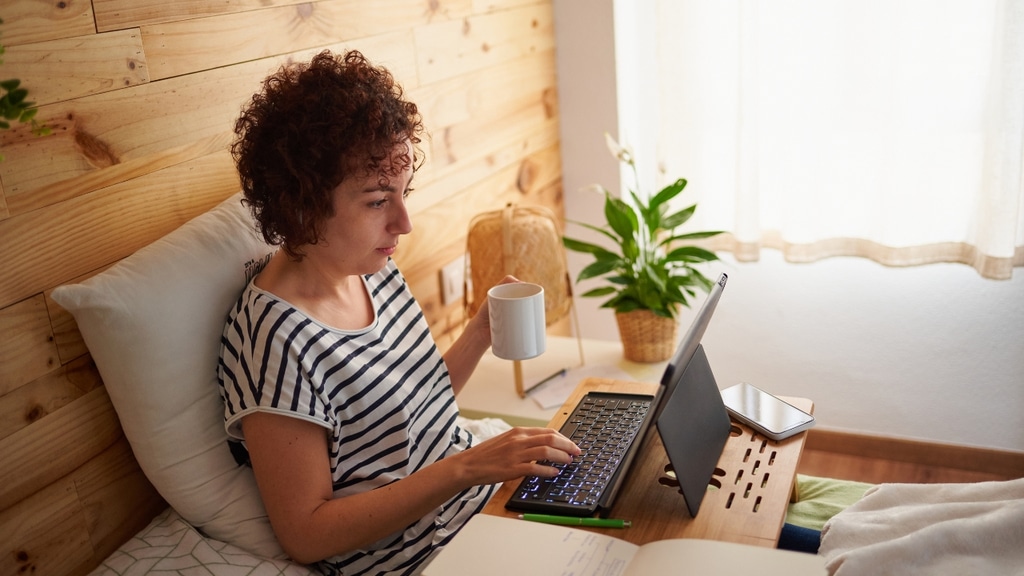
left=647, top=0, right=1023, bottom=279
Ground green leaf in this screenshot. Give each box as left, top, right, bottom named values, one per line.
left=629, top=189, right=661, bottom=239
left=566, top=220, right=622, bottom=245
left=665, top=245, right=720, bottom=264
left=662, top=230, right=724, bottom=244
left=580, top=286, right=617, bottom=298
left=7, top=87, right=27, bottom=105
left=562, top=236, right=617, bottom=258
left=661, top=204, right=696, bottom=230
left=604, top=194, right=639, bottom=243
left=607, top=298, right=643, bottom=313
left=577, top=259, right=621, bottom=281
left=649, top=178, right=686, bottom=211
left=0, top=78, right=20, bottom=91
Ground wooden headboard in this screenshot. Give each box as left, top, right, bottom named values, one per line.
left=0, top=2, right=564, bottom=574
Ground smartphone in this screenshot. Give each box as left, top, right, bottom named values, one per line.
left=720, top=382, right=815, bottom=441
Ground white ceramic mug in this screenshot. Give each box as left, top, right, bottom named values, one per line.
left=487, top=282, right=546, bottom=360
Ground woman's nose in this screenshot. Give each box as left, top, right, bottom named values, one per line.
left=390, top=201, right=413, bottom=235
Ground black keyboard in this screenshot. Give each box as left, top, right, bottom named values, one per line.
left=505, top=392, right=655, bottom=516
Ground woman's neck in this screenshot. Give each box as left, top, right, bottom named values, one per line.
left=255, top=250, right=374, bottom=330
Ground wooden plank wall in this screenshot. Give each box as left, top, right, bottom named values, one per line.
left=0, top=1, right=563, bottom=574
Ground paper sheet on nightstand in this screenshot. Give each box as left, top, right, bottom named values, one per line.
left=527, top=363, right=635, bottom=409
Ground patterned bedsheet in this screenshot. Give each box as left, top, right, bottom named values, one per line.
left=89, top=508, right=315, bottom=576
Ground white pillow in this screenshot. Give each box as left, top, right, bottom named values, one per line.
left=51, top=194, right=283, bottom=559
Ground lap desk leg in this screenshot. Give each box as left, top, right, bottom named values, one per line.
left=482, top=377, right=812, bottom=548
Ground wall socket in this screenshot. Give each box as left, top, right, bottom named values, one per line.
left=440, top=255, right=466, bottom=306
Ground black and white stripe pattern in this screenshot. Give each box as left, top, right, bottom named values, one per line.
left=218, top=260, right=494, bottom=575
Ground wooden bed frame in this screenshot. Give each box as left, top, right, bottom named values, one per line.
left=0, top=192, right=216, bottom=576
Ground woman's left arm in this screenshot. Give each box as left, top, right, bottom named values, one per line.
left=442, top=299, right=491, bottom=395
left=442, top=275, right=518, bottom=394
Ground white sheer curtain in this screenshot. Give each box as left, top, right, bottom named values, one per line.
left=654, top=0, right=1024, bottom=279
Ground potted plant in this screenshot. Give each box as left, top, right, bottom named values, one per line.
left=562, top=134, right=723, bottom=362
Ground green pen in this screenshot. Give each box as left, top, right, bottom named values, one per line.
left=518, top=514, right=631, bottom=528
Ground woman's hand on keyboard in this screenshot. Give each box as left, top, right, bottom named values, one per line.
left=451, top=427, right=581, bottom=486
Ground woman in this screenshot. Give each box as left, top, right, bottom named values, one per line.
left=218, top=50, right=579, bottom=575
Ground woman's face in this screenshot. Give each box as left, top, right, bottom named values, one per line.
left=315, top=146, right=415, bottom=276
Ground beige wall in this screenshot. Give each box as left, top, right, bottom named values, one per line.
left=0, top=2, right=561, bottom=574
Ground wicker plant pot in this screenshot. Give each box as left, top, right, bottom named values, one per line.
left=615, top=310, right=679, bottom=363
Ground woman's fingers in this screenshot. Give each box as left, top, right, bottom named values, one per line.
left=460, top=427, right=581, bottom=483
left=499, top=427, right=580, bottom=470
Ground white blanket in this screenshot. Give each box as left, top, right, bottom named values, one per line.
left=819, top=477, right=1024, bottom=575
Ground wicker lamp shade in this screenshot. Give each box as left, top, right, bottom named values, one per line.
left=465, top=204, right=572, bottom=326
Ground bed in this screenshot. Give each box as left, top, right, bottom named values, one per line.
left=32, top=192, right=514, bottom=574
left=89, top=507, right=311, bottom=575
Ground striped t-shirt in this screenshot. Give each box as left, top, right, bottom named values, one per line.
left=218, top=259, right=494, bottom=575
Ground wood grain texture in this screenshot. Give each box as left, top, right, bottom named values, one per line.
left=0, top=39, right=420, bottom=206
left=93, top=0, right=472, bottom=32
left=0, top=387, right=123, bottom=513
left=0, top=29, right=149, bottom=107
left=410, top=121, right=559, bottom=216
left=474, top=0, right=543, bottom=12
left=0, top=474, right=94, bottom=576
left=0, top=436, right=162, bottom=576
left=93, top=0, right=315, bottom=30
left=0, top=295, right=59, bottom=397
left=0, top=0, right=95, bottom=46
left=415, top=3, right=555, bottom=85
left=74, top=437, right=167, bottom=569
left=0, top=152, right=238, bottom=310
left=413, top=48, right=556, bottom=132
left=140, top=0, right=456, bottom=81
left=0, top=62, right=259, bottom=199
left=3, top=132, right=231, bottom=217
left=0, top=356, right=96, bottom=444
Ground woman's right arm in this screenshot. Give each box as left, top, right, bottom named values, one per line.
left=242, top=411, right=579, bottom=564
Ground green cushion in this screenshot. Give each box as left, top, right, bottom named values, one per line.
left=785, top=474, right=873, bottom=531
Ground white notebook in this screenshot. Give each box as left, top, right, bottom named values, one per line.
left=423, top=514, right=826, bottom=576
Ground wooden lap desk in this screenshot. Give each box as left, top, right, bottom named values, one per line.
left=481, top=376, right=813, bottom=548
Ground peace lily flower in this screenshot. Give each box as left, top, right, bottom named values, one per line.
left=604, top=132, right=634, bottom=167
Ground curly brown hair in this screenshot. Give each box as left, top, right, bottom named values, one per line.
left=232, top=50, right=423, bottom=259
